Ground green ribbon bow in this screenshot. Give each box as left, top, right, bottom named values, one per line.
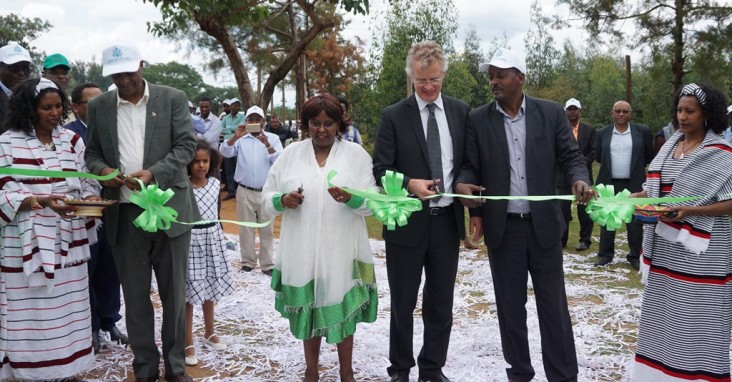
left=129, top=179, right=179, bottom=232
left=327, top=170, right=422, bottom=230
left=585, top=184, right=634, bottom=231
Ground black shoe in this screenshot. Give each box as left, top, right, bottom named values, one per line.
left=92, top=330, right=101, bottom=354
left=105, top=325, right=129, bottom=345
left=390, top=372, right=410, bottom=382
left=262, top=269, right=273, bottom=276
left=575, top=241, right=590, bottom=251
left=628, top=257, right=640, bottom=270
left=419, top=372, right=451, bottom=382
left=240, top=265, right=253, bottom=272
left=165, top=373, right=193, bottom=382
left=593, top=257, right=612, bottom=266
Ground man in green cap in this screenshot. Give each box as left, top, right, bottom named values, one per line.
left=42, top=53, right=71, bottom=91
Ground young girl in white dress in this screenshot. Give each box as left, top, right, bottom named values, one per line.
left=184, top=140, right=235, bottom=366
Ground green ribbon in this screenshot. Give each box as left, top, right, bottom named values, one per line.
left=128, top=179, right=271, bottom=233
left=327, top=170, right=422, bottom=230
left=0, top=167, right=120, bottom=180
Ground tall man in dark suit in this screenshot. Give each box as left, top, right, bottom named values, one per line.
left=65, top=82, right=129, bottom=354
left=85, top=42, right=199, bottom=382
left=557, top=98, right=596, bottom=251
left=594, top=100, right=653, bottom=270
left=372, top=41, right=471, bottom=382
left=456, top=48, right=592, bottom=382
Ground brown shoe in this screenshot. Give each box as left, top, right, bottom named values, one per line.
left=165, top=373, right=193, bottom=382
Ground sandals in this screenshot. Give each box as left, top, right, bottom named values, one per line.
left=201, top=333, right=227, bottom=351
left=184, top=345, right=198, bottom=366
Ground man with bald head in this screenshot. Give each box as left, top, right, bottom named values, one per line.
left=594, top=100, right=653, bottom=269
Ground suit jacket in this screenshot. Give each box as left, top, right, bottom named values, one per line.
left=85, top=83, right=200, bottom=245
left=456, top=96, right=590, bottom=249
left=595, top=122, right=653, bottom=192
left=64, top=119, right=87, bottom=141
left=372, top=94, right=471, bottom=246
left=557, top=121, right=596, bottom=188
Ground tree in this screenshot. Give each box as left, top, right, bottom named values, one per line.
left=144, top=61, right=206, bottom=100
left=144, top=0, right=371, bottom=111
left=524, top=0, right=560, bottom=89
left=0, top=14, right=51, bottom=58
left=555, top=0, right=732, bottom=94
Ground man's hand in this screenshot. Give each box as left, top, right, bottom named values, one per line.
left=455, top=182, right=484, bottom=208
left=101, top=167, right=125, bottom=188
left=572, top=180, right=594, bottom=205
left=124, top=170, right=154, bottom=191
left=256, top=133, right=271, bottom=148
left=468, top=216, right=484, bottom=243
left=407, top=178, right=440, bottom=199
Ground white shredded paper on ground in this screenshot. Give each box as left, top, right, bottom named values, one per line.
left=84, top=233, right=650, bottom=381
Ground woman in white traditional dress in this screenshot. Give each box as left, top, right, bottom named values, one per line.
left=0, top=78, right=100, bottom=381
left=263, top=94, right=378, bottom=382
left=632, top=83, right=732, bottom=381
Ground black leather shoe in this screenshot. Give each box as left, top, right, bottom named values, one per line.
left=628, top=257, right=640, bottom=270
left=92, top=330, right=101, bottom=354
left=575, top=241, right=590, bottom=251
left=390, top=372, right=410, bottom=382
left=419, top=372, right=451, bottom=382
left=165, top=373, right=193, bottom=382
left=105, top=325, right=129, bottom=345
left=240, top=265, right=253, bottom=272
left=593, top=257, right=612, bottom=266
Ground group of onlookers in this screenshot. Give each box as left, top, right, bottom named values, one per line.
left=2, top=34, right=732, bottom=382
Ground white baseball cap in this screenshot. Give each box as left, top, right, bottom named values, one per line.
left=102, top=42, right=142, bottom=76
left=479, top=48, right=526, bottom=74
left=229, top=97, right=241, bottom=105
left=0, top=43, right=31, bottom=65
left=222, top=99, right=232, bottom=106
left=565, top=98, right=582, bottom=109
left=245, top=105, right=265, bottom=120
left=188, top=100, right=194, bottom=108
left=727, top=105, right=732, bottom=115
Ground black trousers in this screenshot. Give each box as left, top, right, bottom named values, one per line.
left=598, top=179, right=643, bottom=260
left=223, top=156, right=238, bottom=195
left=385, top=213, right=459, bottom=379
left=88, top=222, right=123, bottom=332
left=489, top=216, right=578, bottom=382
left=557, top=186, right=594, bottom=247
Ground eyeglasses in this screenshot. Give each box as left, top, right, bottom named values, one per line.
left=613, top=109, right=631, bottom=114
left=0, top=62, right=33, bottom=74
left=414, top=77, right=444, bottom=86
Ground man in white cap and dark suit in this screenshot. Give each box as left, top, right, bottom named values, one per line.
left=456, top=48, right=591, bottom=382
left=0, top=43, right=32, bottom=128
left=85, top=41, right=199, bottom=382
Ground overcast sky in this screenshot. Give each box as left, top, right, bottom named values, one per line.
left=1, top=0, right=594, bottom=91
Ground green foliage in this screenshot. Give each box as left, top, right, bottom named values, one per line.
left=144, top=61, right=206, bottom=100
left=69, top=59, right=113, bottom=91
left=524, top=0, right=560, bottom=89
left=442, top=61, right=478, bottom=107
left=0, top=14, right=51, bottom=59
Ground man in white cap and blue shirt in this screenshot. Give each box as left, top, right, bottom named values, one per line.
left=220, top=97, right=245, bottom=200
left=220, top=105, right=282, bottom=275
left=0, top=42, right=32, bottom=126
left=456, top=48, right=591, bottom=382
left=84, top=41, right=199, bottom=382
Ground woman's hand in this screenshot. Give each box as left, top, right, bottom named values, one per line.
left=83, top=195, right=102, bottom=202
left=659, top=206, right=692, bottom=222
left=42, top=195, right=76, bottom=217
left=281, top=189, right=304, bottom=209
left=328, top=186, right=351, bottom=203
left=629, top=190, right=648, bottom=198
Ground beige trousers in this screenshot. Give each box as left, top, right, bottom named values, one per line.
left=236, top=186, right=274, bottom=271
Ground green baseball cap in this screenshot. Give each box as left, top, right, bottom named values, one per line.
left=43, top=53, right=70, bottom=70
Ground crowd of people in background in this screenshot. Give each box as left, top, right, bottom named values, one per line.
left=1, top=34, right=732, bottom=382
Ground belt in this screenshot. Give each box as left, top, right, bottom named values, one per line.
left=238, top=183, right=262, bottom=192
left=192, top=222, right=217, bottom=229
left=507, top=212, right=532, bottom=220
left=428, top=206, right=449, bottom=216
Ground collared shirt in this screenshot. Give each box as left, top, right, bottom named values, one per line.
left=610, top=125, right=633, bottom=179
left=117, top=80, right=150, bottom=202
left=415, top=93, right=453, bottom=208
left=497, top=96, right=530, bottom=213
left=198, top=113, right=222, bottom=148
left=0, top=81, right=11, bottom=96
left=572, top=122, right=579, bottom=141
left=219, top=132, right=282, bottom=189
left=221, top=112, right=245, bottom=139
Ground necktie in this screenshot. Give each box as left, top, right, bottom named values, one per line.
left=426, top=103, right=443, bottom=200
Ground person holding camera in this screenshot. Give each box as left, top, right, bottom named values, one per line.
left=219, top=105, right=283, bottom=275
